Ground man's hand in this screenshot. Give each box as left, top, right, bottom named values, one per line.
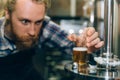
left=85, top=27, right=104, bottom=53
left=67, top=27, right=104, bottom=53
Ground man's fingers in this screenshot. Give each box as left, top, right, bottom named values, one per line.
left=87, top=27, right=96, bottom=36
left=87, top=32, right=99, bottom=43
left=90, top=38, right=100, bottom=46
left=67, top=34, right=77, bottom=41
left=87, top=41, right=104, bottom=48
left=86, top=38, right=104, bottom=48
left=95, top=41, right=104, bottom=48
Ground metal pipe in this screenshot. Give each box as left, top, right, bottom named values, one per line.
left=113, top=0, right=119, bottom=57
left=104, top=0, right=113, bottom=68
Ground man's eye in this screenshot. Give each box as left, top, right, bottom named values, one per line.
left=21, top=20, right=29, bottom=25
left=36, top=21, right=42, bottom=25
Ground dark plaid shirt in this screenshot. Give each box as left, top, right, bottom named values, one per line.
left=0, top=17, right=74, bottom=57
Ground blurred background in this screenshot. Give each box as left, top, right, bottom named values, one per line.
left=47, top=0, right=104, bottom=39
left=0, top=0, right=112, bottom=80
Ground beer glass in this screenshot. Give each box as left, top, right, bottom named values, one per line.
left=73, top=47, right=88, bottom=72
left=73, top=47, right=88, bottom=65
left=72, top=29, right=88, bottom=73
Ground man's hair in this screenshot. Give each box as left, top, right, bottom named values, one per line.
left=5, top=0, right=51, bottom=13
left=0, top=0, right=5, bottom=17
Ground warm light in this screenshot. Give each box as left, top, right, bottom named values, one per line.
left=69, top=29, right=74, bottom=34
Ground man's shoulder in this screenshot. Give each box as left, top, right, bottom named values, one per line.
left=43, top=16, right=59, bottom=27
left=0, top=17, right=5, bottom=26
left=0, top=17, right=5, bottom=39
left=0, top=17, right=7, bottom=50
left=43, top=18, right=60, bottom=30
left=0, top=17, right=5, bottom=22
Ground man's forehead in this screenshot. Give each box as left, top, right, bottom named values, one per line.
left=16, top=0, right=45, bottom=4
left=10, top=0, right=45, bottom=21
left=15, top=0, right=46, bottom=8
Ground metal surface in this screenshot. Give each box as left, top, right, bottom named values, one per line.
left=112, top=0, right=120, bottom=58
left=104, top=0, right=113, bottom=69
left=104, top=0, right=120, bottom=58
left=65, top=63, right=120, bottom=80
left=64, top=0, right=120, bottom=80
left=95, top=0, right=120, bottom=69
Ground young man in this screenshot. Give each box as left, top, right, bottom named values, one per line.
left=0, top=0, right=104, bottom=80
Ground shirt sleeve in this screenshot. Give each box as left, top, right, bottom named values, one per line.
left=40, top=20, right=75, bottom=55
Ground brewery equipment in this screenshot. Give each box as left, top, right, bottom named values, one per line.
left=94, top=0, right=120, bottom=69
left=65, top=0, right=120, bottom=80
left=94, top=0, right=120, bottom=79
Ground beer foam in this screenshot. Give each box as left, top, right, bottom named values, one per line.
left=73, top=47, right=87, bottom=51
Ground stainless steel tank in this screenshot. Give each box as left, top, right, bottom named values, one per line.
left=94, top=0, right=120, bottom=69
left=104, top=0, right=120, bottom=58
left=112, top=0, right=120, bottom=58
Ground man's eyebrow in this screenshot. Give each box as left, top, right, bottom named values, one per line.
left=19, top=17, right=31, bottom=21
left=35, top=18, right=44, bottom=23
left=18, top=17, right=44, bottom=23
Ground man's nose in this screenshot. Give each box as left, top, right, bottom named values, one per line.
left=28, top=24, right=36, bottom=37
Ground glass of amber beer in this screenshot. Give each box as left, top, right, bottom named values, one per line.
left=73, top=29, right=88, bottom=72
left=73, top=47, right=88, bottom=73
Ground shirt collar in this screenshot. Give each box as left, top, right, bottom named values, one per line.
left=0, top=17, right=16, bottom=51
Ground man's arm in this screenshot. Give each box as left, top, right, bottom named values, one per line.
left=40, top=20, right=75, bottom=55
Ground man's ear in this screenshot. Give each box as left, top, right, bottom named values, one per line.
left=5, top=9, right=10, bottom=19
